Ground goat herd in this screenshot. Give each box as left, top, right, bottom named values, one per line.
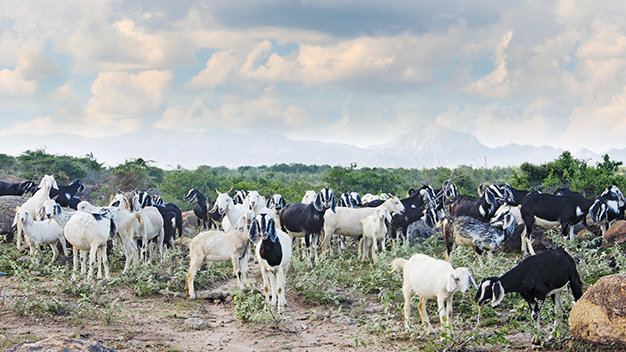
left=2, top=175, right=625, bottom=345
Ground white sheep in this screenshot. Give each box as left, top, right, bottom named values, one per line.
left=321, top=197, right=405, bottom=254
left=64, top=210, right=114, bottom=281
left=391, top=254, right=477, bottom=333
left=185, top=210, right=254, bottom=299
left=359, top=208, right=391, bottom=263
left=249, top=214, right=292, bottom=313
left=13, top=175, right=58, bottom=250
left=18, top=209, right=67, bottom=264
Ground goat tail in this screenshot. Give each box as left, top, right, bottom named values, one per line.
left=570, top=268, right=584, bottom=301
left=390, top=258, right=407, bottom=272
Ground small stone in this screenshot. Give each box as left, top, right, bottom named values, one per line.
left=184, top=317, right=210, bottom=331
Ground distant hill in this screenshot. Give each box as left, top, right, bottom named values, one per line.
left=0, top=124, right=622, bottom=168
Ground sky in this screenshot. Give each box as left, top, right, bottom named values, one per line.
left=1, top=0, right=626, bottom=153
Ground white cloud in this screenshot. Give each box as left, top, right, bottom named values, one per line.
left=0, top=68, right=37, bottom=98
left=189, top=50, right=239, bottom=89
left=466, top=31, right=513, bottom=98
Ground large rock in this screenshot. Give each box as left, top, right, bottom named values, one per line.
left=9, top=335, right=116, bottom=351
left=603, top=220, right=626, bottom=247
left=182, top=210, right=200, bottom=235
left=500, top=224, right=554, bottom=253
left=569, top=273, right=626, bottom=345
left=0, top=195, right=26, bottom=235
left=407, top=220, right=438, bottom=245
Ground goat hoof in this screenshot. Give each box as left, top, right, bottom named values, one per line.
left=531, top=335, right=541, bottom=345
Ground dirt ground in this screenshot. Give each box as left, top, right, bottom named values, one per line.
left=0, top=266, right=377, bottom=351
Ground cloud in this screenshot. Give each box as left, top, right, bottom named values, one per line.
left=188, top=50, right=239, bottom=89
left=0, top=68, right=37, bottom=98
left=466, top=31, right=513, bottom=98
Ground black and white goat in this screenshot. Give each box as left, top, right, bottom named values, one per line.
left=233, top=190, right=248, bottom=205
left=588, top=185, right=626, bottom=235
left=442, top=211, right=516, bottom=266
left=134, top=191, right=183, bottom=246
left=266, top=194, right=287, bottom=215
left=319, top=187, right=336, bottom=211
left=0, top=180, right=37, bottom=196
left=279, top=193, right=328, bottom=265
left=432, top=181, right=458, bottom=218
left=496, top=183, right=531, bottom=206
left=184, top=189, right=211, bottom=231
left=49, top=180, right=86, bottom=208
left=448, top=185, right=505, bottom=222
left=475, top=248, right=583, bottom=344
left=519, top=191, right=593, bottom=256
left=390, top=185, right=436, bottom=244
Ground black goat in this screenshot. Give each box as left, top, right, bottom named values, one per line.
left=519, top=192, right=593, bottom=255
left=497, top=183, right=531, bottom=206
left=49, top=180, right=85, bottom=207
left=0, top=180, right=36, bottom=196
left=475, top=248, right=583, bottom=344
left=588, top=185, right=626, bottom=235
left=279, top=194, right=327, bottom=265
left=136, top=191, right=183, bottom=240
left=361, top=199, right=385, bottom=207
left=449, top=185, right=504, bottom=222
left=390, top=185, right=436, bottom=243
left=184, top=189, right=211, bottom=230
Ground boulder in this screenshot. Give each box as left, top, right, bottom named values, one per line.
left=500, top=225, right=554, bottom=253
left=569, top=273, right=626, bottom=345
left=407, top=220, right=438, bottom=245
left=0, top=195, right=26, bottom=235
left=182, top=210, right=199, bottom=235
left=603, top=220, right=626, bottom=247
left=9, top=335, right=116, bottom=352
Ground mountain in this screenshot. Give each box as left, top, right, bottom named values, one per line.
left=0, top=125, right=622, bottom=168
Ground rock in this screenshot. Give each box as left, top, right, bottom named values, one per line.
left=182, top=210, right=199, bottom=236
left=569, top=273, right=626, bottom=345
left=407, top=220, right=438, bottom=244
left=500, top=225, right=554, bottom=253
left=603, top=220, right=626, bottom=247
left=577, top=228, right=595, bottom=240
left=184, top=317, right=210, bottom=330
left=0, top=195, right=26, bottom=236
left=9, top=335, right=116, bottom=351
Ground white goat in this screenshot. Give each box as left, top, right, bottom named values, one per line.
left=128, top=192, right=164, bottom=261
left=391, top=254, right=477, bottom=333
left=18, top=209, right=67, bottom=263
left=40, top=199, right=74, bottom=227
left=212, top=190, right=246, bottom=232
left=359, top=208, right=391, bottom=263
left=250, top=214, right=292, bottom=313
left=64, top=210, right=114, bottom=281
left=185, top=210, right=254, bottom=299
left=13, top=175, right=58, bottom=250
left=322, top=197, right=405, bottom=254
left=301, top=190, right=317, bottom=204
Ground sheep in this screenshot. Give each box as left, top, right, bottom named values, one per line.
left=301, top=190, right=317, bottom=204
left=18, top=209, right=67, bottom=264
left=12, top=175, right=58, bottom=250
left=185, top=210, right=255, bottom=299
left=391, top=254, right=477, bottom=333
left=64, top=209, right=115, bottom=281
left=249, top=213, right=293, bottom=313
left=0, top=180, right=36, bottom=196
left=358, top=208, right=391, bottom=263
left=321, top=197, right=405, bottom=254
left=211, top=189, right=246, bottom=232
left=475, top=248, right=583, bottom=344
left=442, top=211, right=516, bottom=266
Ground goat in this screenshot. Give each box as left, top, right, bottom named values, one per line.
left=319, top=187, right=336, bottom=211
left=212, top=189, right=246, bottom=232
left=249, top=213, right=293, bottom=313
left=475, top=248, right=583, bottom=344
left=279, top=193, right=328, bottom=265
left=49, top=180, right=85, bottom=208
left=448, top=185, right=505, bottom=222
left=266, top=194, right=287, bottom=214
left=390, top=185, right=436, bottom=245
left=588, top=185, right=626, bottom=235
left=359, top=208, right=391, bottom=263
left=496, top=183, right=531, bottom=206
left=301, top=190, right=317, bottom=204
left=321, top=197, right=405, bottom=254
left=442, top=212, right=516, bottom=266
left=12, top=175, right=58, bottom=250
left=114, top=192, right=164, bottom=261
left=233, top=190, right=247, bottom=205
left=18, top=209, right=67, bottom=264
left=432, top=181, right=458, bottom=218
left=185, top=210, right=254, bottom=299
left=40, top=199, right=74, bottom=228
left=64, top=209, right=115, bottom=281
left=391, top=254, right=476, bottom=333
left=519, top=192, right=593, bottom=256
left=0, top=180, right=36, bottom=196
left=137, top=191, right=183, bottom=244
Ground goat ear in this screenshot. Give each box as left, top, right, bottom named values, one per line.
left=446, top=274, right=457, bottom=293
left=38, top=206, right=46, bottom=220
left=267, top=218, right=277, bottom=242
left=491, top=282, right=505, bottom=307
left=55, top=205, right=62, bottom=216
left=313, top=196, right=323, bottom=212
left=248, top=221, right=259, bottom=243
left=330, top=194, right=336, bottom=213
